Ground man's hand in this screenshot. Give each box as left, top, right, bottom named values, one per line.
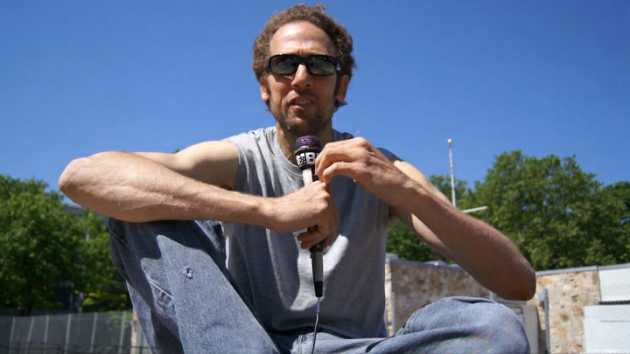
left=314, top=137, right=536, bottom=300
left=314, top=137, right=413, bottom=206
left=264, top=181, right=339, bottom=249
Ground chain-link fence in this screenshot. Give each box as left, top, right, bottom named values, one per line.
left=537, top=273, right=630, bottom=354
left=0, top=311, right=150, bottom=354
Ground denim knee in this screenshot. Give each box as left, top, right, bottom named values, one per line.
left=464, top=299, right=529, bottom=354
left=403, top=297, right=529, bottom=354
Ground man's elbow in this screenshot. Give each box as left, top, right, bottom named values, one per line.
left=498, top=269, right=537, bottom=301
left=59, top=157, right=91, bottom=201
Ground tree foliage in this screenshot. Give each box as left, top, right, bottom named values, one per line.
left=0, top=175, right=125, bottom=315
left=603, top=181, right=630, bottom=225
left=474, top=151, right=630, bottom=270
left=386, top=220, right=449, bottom=263
left=385, top=175, right=469, bottom=263
left=428, top=174, right=480, bottom=212
left=386, top=153, right=630, bottom=271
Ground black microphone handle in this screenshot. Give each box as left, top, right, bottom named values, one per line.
left=310, top=243, right=324, bottom=298
left=303, top=164, right=323, bottom=298
left=306, top=198, right=324, bottom=298
left=295, top=136, right=324, bottom=298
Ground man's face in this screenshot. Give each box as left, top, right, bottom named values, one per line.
left=261, top=21, right=349, bottom=137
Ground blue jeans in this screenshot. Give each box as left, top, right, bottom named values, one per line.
left=109, top=219, right=529, bottom=354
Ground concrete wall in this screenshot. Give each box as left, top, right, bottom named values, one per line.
left=385, top=258, right=490, bottom=334
left=385, top=260, right=630, bottom=354
left=527, top=268, right=601, bottom=354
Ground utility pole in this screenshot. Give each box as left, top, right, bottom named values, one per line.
left=448, top=139, right=456, bottom=207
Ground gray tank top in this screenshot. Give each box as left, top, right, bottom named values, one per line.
left=225, top=127, right=393, bottom=338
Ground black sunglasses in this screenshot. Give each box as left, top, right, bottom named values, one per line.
left=267, top=54, right=341, bottom=76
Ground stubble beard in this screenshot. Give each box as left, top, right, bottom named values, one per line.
left=271, top=94, right=335, bottom=138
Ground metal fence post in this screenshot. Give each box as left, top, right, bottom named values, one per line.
left=137, top=321, right=146, bottom=354
left=117, top=311, right=127, bottom=354
left=65, top=313, right=72, bottom=353
left=9, top=316, right=16, bottom=352
left=27, top=316, right=35, bottom=343
left=391, top=292, right=396, bottom=335
left=543, top=288, right=551, bottom=354
left=90, top=312, right=98, bottom=353
left=44, top=314, right=49, bottom=347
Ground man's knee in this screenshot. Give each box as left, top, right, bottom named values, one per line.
left=405, top=297, right=529, bottom=354
left=473, top=300, right=529, bottom=353
left=449, top=297, right=529, bottom=354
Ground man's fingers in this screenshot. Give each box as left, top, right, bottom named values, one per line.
left=315, top=138, right=381, bottom=184
left=297, top=230, right=325, bottom=249
left=316, top=149, right=359, bottom=176
left=320, top=160, right=363, bottom=184
left=315, top=140, right=362, bottom=174
left=297, top=203, right=339, bottom=249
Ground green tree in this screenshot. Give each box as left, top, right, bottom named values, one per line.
left=603, top=181, right=630, bottom=225
left=386, top=220, right=449, bottom=263
left=385, top=175, right=473, bottom=263
left=429, top=175, right=479, bottom=211
left=474, top=151, right=630, bottom=270
left=0, top=175, right=123, bottom=315
left=78, top=211, right=131, bottom=312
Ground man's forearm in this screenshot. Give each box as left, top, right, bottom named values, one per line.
left=406, top=185, right=536, bottom=300
left=59, top=151, right=265, bottom=224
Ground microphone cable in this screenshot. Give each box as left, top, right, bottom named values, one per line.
left=311, top=298, right=321, bottom=354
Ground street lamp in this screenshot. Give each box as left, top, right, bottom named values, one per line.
left=448, top=139, right=456, bottom=207
left=448, top=139, right=487, bottom=214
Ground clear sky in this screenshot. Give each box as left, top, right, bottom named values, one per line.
left=1, top=1, right=628, bottom=200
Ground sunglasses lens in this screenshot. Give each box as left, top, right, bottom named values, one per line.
left=270, top=56, right=299, bottom=75
left=269, top=55, right=338, bottom=76
left=308, top=56, right=337, bottom=75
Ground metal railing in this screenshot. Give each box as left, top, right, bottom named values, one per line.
left=0, top=311, right=149, bottom=354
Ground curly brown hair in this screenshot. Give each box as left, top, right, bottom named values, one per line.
left=253, top=3, right=356, bottom=108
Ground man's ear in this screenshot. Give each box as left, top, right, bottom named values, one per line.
left=260, top=76, right=270, bottom=102
left=335, top=75, right=350, bottom=102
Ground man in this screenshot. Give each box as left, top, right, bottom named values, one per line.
left=59, top=4, right=535, bottom=353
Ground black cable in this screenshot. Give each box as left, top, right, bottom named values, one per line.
left=311, top=298, right=321, bottom=354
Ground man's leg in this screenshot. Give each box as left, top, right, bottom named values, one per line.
left=109, top=219, right=280, bottom=354
left=384, top=296, right=529, bottom=353
left=301, top=297, right=529, bottom=354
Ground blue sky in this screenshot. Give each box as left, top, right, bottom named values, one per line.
left=1, top=1, right=628, bottom=201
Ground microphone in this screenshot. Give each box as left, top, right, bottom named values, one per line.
left=295, top=135, right=324, bottom=298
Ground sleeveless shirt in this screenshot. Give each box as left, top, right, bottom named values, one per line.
left=225, top=127, right=393, bottom=338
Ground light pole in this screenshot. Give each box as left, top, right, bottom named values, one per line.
left=448, top=139, right=456, bottom=207
left=447, top=139, right=488, bottom=214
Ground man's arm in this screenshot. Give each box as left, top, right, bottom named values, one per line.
left=59, top=140, right=339, bottom=240
left=315, top=137, right=536, bottom=301
left=59, top=140, right=252, bottom=223
left=389, top=160, right=535, bottom=301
